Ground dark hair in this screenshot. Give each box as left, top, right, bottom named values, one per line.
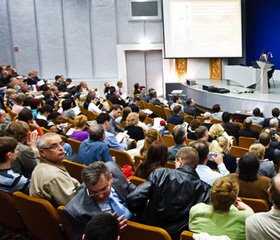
left=134, top=83, right=140, bottom=89
left=55, top=75, right=62, bottom=81
left=84, top=213, right=119, bottom=240
left=269, top=174, right=280, bottom=207
left=173, top=96, right=179, bottom=103
left=253, top=107, right=261, bottom=117
left=272, top=108, right=280, bottom=118
left=212, top=104, right=221, bottom=113
left=88, top=125, right=104, bottom=141
left=0, top=137, right=18, bottom=163
left=110, top=104, right=122, bottom=112
left=109, top=86, right=116, bottom=94
left=190, top=119, right=200, bottom=131
left=18, top=108, right=33, bottom=122
left=134, top=96, right=141, bottom=102
left=195, top=126, right=208, bottom=139
left=62, top=98, right=73, bottom=111
left=38, top=104, right=53, bottom=114
left=173, top=105, right=182, bottom=115
left=82, top=161, right=110, bottom=186
left=172, top=125, right=186, bottom=144
left=96, top=113, right=110, bottom=124
left=135, top=140, right=168, bottom=179
left=238, top=152, right=259, bottom=181
left=222, top=112, right=231, bottom=122
left=191, top=140, right=209, bottom=164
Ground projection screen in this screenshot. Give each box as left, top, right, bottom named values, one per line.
left=162, top=0, right=242, bottom=58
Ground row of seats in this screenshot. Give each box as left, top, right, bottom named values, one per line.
left=0, top=189, right=193, bottom=240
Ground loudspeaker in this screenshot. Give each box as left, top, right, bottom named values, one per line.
left=202, top=85, right=209, bottom=91
left=186, top=80, right=196, bottom=85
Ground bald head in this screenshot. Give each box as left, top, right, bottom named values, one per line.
left=269, top=174, right=280, bottom=208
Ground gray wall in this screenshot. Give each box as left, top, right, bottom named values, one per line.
left=0, top=0, right=163, bottom=87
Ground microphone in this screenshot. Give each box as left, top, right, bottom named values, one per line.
left=268, top=52, right=273, bottom=58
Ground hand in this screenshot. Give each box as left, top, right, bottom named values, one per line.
left=234, top=198, right=254, bottom=212
left=114, top=214, right=127, bottom=232
left=274, top=133, right=280, bottom=142
left=213, top=152, right=224, bottom=165
left=27, top=131, right=38, bottom=149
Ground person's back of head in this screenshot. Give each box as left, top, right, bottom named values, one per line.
left=211, top=177, right=239, bottom=211
left=212, top=104, right=221, bottom=113
left=203, top=112, right=212, bottom=121
left=0, top=136, right=18, bottom=163
left=62, top=98, right=73, bottom=111
left=138, top=111, right=147, bottom=122
left=253, top=107, right=261, bottom=117
left=74, top=115, right=88, bottom=129
left=189, top=119, right=201, bottom=131
left=39, top=104, right=53, bottom=115
left=88, top=124, right=105, bottom=141
left=272, top=108, right=280, bottom=118
left=186, top=98, right=194, bottom=106
left=259, top=132, right=271, bottom=147
left=173, top=95, right=179, bottom=103
left=83, top=213, right=119, bottom=240
left=191, top=140, right=209, bottom=164
left=243, top=117, right=252, bottom=128
left=222, top=112, right=231, bottom=123
left=269, top=174, right=280, bottom=208
left=96, top=113, right=110, bottom=125
left=126, top=112, right=139, bottom=126
left=269, top=118, right=279, bottom=128
left=5, top=121, right=29, bottom=144
left=149, top=90, right=157, bottom=98
left=175, top=146, right=199, bottom=169
left=238, top=152, right=259, bottom=182
left=14, top=93, right=26, bottom=105
left=173, top=105, right=182, bottom=115
left=172, top=125, right=186, bottom=144
left=249, top=143, right=265, bottom=160
left=18, top=108, right=33, bottom=122
left=195, top=126, right=208, bottom=140
left=209, top=124, right=224, bottom=140
left=140, top=129, right=161, bottom=155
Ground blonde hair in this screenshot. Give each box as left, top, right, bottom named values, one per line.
left=126, top=112, right=139, bottom=126
left=249, top=143, right=265, bottom=159
left=140, top=129, right=162, bottom=156
left=209, top=124, right=224, bottom=140
left=5, top=88, right=16, bottom=98
left=73, top=115, right=88, bottom=129
left=211, top=177, right=239, bottom=211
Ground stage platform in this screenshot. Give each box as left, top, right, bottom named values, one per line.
left=165, top=79, right=280, bottom=117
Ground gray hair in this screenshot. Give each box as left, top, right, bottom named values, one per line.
left=82, top=161, right=110, bottom=186
left=37, top=132, right=60, bottom=149
left=172, top=125, right=186, bottom=144
left=270, top=118, right=279, bottom=128
left=88, top=124, right=105, bottom=141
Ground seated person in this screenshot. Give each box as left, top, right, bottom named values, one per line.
left=248, top=107, right=264, bottom=126
left=70, top=115, right=89, bottom=142
left=189, top=177, right=253, bottom=240
left=212, top=104, right=223, bottom=120
left=221, top=112, right=240, bottom=140
left=229, top=152, right=271, bottom=206
left=124, top=112, right=145, bottom=141
left=83, top=213, right=120, bottom=240
left=238, top=117, right=259, bottom=139
left=0, top=136, right=30, bottom=194
left=76, top=124, right=114, bottom=165
left=167, top=105, right=184, bottom=125
left=65, top=161, right=134, bottom=240
left=30, top=133, right=80, bottom=206
left=168, top=125, right=187, bottom=161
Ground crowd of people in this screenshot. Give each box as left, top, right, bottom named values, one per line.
left=1, top=64, right=280, bottom=240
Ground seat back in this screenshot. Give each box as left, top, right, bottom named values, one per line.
left=240, top=197, right=270, bottom=212
left=230, top=146, right=248, bottom=158
left=57, top=206, right=73, bottom=240
left=134, top=155, right=145, bottom=168
left=62, top=160, right=86, bottom=183
left=129, top=176, right=146, bottom=186
left=167, top=123, right=176, bottom=133
left=0, top=190, right=26, bottom=232
left=238, top=136, right=257, bottom=149
left=144, top=116, right=154, bottom=125
left=251, top=124, right=263, bottom=133
left=180, top=230, right=194, bottom=240
left=66, top=138, right=81, bottom=154
left=162, top=135, right=175, bottom=147
left=165, top=161, right=175, bottom=169
left=163, top=107, right=172, bottom=119
left=154, top=105, right=166, bottom=119
left=109, top=148, right=134, bottom=169
left=120, top=220, right=172, bottom=240
left=211, top=118, right=222, bottom=124
left=13, top=191, right=68, bottom=240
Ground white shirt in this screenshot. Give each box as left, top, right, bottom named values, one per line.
left=196, top=163, right=229, bottom=186
left=88, top=102, right=102, bottom=114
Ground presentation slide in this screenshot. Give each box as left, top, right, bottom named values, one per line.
left=163, top=0, right=242, bottom=58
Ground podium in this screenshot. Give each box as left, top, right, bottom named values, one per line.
left=256, top=61, right=274, bottom=94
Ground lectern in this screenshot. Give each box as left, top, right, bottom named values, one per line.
left=256, top=61, right=274, bottom=93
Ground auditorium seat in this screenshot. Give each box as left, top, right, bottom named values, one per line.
left=66, top=138, right=81, bottom=154
left=62, top=159, right=86, bottom=183
left=180, top=230, right=193, bottom=240
left=238, top=136, right=257, bottom=149
left=129, top=176, right=146, bottom=186
left=57, top=206, right=73, bottom=240
left=109, top=148, right=134, bottom=169
left=230, top=146, right=248, bottom=158
left=134, top=155, right=145, bottom=168
left=240, top=197, right=269, bottom=212
left=162, top=135, right=175, bottom=147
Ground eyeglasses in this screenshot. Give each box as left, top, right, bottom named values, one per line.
left=41, top=142, right=64, bottom=150
left=86, top=182, right=111, bottom=197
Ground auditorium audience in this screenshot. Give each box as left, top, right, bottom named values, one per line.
left=221, top=112, right=240, bottom=140
left=124, top=112, right=145, bottom=141
left=118, top=107, right=131, bottom=128
left=201, top=111, right=213, bottom=130
left=249, top=107, right=264, bottom=126
left=70, top=115, right=89, bottom=142
left=212, top=104, right=223, bottom=120
left=168, top=125, right=187, bottom=161
left=263, top=107, right=280, bottom=128
left=109, top=104, right=124, bottom=134
left=238, top=117, right=259, bottom=139
left=11, top=92, right=25, bottom=114
left=167, top=105, right=184, bottom=125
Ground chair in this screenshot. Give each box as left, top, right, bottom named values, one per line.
left=120, top=220, right=172, bottom=240
left=230, top=146, right=248, bottom=158
left=167, top=123, right=176, bottom=133
left=13, top=191, right=69, bottom=240
left=235, top=122, right=244, bottom=130
left=134, top=155, right=145, bottom=168
left=42, top=127, right=51, bottom=134
left=86, top=110, right=98, bottom=121
left=62, top=159, right=86, bottom=183
left=154, top=105, right=166, bottom=119
left=163, top=107, right=172, bottom=119
left=195, top=115, right=204, bottom=123
left=240, top=197, right=270, bottom=212
left=180, top=230, right=194, bottom=240
left=251, top=124, right=263, bottom=133
left=238, top=136, right=257, bottom=149
left=109, top=148, right=134, bottom=169
left=165, top=161, right=175, bottom=169
left=66, top=138, right=81, bottom=154
left=129, top=176, right=146, bottom=186
left=162, top=135, right=175, bottom=147
left=0, top=190, right=26, bottom=232
left=144, top=116, right=154, bottom=125
left=57, top=206, right=73, bottom=240
left=211, top=118, right=222, bottom=124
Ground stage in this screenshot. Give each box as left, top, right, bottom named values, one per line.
left=165, top=79, right=280, bottom=117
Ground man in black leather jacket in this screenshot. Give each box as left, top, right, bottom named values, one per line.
left=126, top=146, right=210, bottom=240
